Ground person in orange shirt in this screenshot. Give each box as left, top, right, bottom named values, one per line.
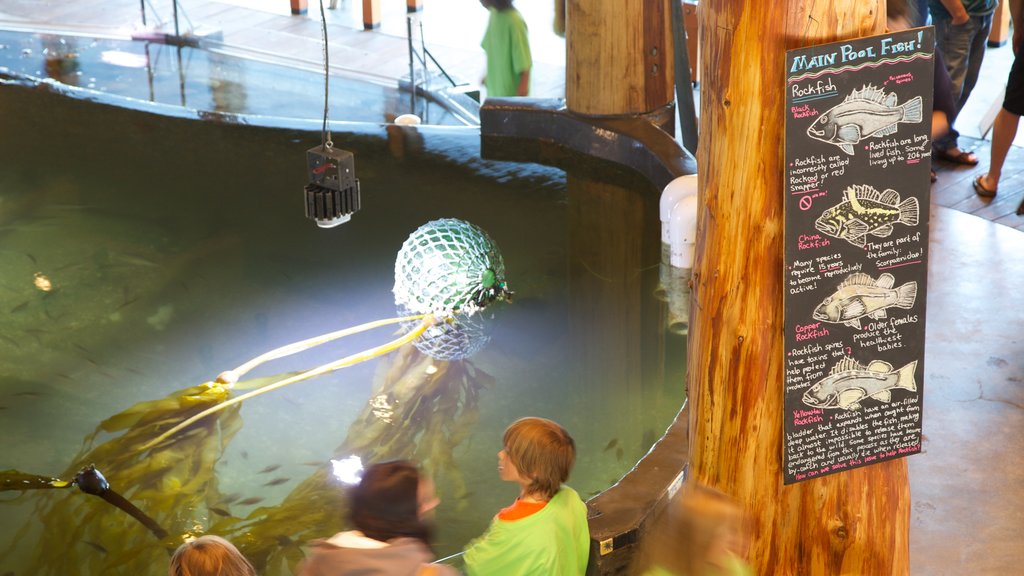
left=462, top=417, right=589, bottom=575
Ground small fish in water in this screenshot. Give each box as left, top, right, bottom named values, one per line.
left=814, top=185, right=918, bottom=248
left=302, top=460, right=325, bottom=467
left=802, top=358, right=917, bottom=411
left=257, top=464, right=280, bottom=474
left=237, top=497, right=264, bottom=506
left=263, top=477, right=290, bottom=486
left=615, top=447, right=624, bottom=462
left=220, top=493, right=241, bottom=505
left=9, top=301, right=28, bottom=314
left=240, top=451, right=249, bottom=460
left=807, top=84, right=923, bottom=155
left=82, top=540, right=108, bottom=554
left=603, top=438, right=619, bottom=452
left=813, top=273, right=917, bottom=329
left=209, top=506, right=232, bottom=517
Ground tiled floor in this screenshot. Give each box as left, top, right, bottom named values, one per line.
left=0, top=3, right=1021, bottom=574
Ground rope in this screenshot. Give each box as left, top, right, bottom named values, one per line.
left=319, top=0, right=332, bottom=149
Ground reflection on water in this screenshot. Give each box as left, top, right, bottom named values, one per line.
left=0, top=30, right=462, bottom=125
left=0, top=78, right=685, bottom=574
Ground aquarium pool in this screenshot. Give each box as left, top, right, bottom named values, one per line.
left=0, top=52, right=685, bottom=575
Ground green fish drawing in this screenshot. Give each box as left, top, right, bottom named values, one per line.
left=815, top=185, right=919, bottom=247
left=802, top=358, right=917, bottom=411
left=807, top=84, right=923, bottom=155
left=813, top=273, right=917, bottom=329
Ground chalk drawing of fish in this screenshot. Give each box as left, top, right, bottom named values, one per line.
left=807, top=84, right=923, bottom=154
left=802, top=358, right=917, bottom=411
left=814, top=184, right=918, bottom=247
left=813, top=272, right=917, bottom=329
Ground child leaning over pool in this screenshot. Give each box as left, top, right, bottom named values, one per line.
left=462, top=416, right=589, bottom=575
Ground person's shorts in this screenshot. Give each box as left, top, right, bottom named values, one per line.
left=1004, top=46, right=1024, bottom=117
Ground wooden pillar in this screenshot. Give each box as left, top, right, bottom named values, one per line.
left=290, top=0, right=307, bottom=15
left=362, top=0, right=381, bottom=29
left=407, top=0, right=423, bottom=12
left=565, top=0, right=674, bottom=116
left=688, top=1, right=911, bottom=575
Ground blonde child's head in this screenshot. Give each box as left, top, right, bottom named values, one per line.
left=168, top=535, right=256, bottom=576
left=633, top=482, right=749, bottom=575
left=502, top=417, right=576, bottom=499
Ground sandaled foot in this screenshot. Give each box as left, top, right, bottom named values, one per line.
left=930, top=169, right=937, bottom=183
left=973, top=175, right=997, bottom=198
left=935, top=148, right=979, bottom=166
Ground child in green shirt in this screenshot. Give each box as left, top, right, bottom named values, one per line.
left=480, top=0, right=532, bottom=97
left=463, top=417, right=589, bottom=575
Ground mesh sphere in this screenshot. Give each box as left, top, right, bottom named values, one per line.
left=393, top=218, right=507, bottom=315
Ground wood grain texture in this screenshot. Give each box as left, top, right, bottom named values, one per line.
left=688, top=1, right=910, bottom=574
left=565, top=0, right=674, bottom=115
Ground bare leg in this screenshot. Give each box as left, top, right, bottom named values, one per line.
left=979, top=107, right=1022, bottom=192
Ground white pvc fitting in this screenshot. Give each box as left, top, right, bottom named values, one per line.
left=660, top=174, right=698, bottom=244
left=669, top=194, right=699, bottom=269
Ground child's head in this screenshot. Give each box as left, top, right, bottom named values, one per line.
left=500, top=417, right=576, bottom=499
left=480, top=0, right=513, bottom=10
left=168, top=535, right=256, bottom=576
left=632, top=482, right=749, bottom=575
left=349, top=460, right=437, bottom=545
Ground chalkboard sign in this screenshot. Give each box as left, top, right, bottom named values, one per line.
left=783, top=28, right=933, bottom=485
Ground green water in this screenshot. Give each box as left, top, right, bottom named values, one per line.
left=0, top=82, right=685, bottom=574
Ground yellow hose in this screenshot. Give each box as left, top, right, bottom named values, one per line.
left=141, top=315, right=436, bottom=451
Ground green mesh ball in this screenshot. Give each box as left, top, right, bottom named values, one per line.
left=393, top=218, right=510, bottom=315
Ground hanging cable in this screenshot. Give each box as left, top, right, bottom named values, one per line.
left=319, top=0, right=332, bottom=149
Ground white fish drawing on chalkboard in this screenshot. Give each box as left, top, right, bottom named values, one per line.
left=802, top=358, right=917, bottom=411
left=806, top=84, right=923, bottom=154
left=813, top=272, right=917, bottom=329
left=814, top=184, right=919, bottom=248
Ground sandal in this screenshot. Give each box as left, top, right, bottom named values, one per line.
left=973, top=175, right=997, bottom=198
left=935, top=148, right=979, bottom=166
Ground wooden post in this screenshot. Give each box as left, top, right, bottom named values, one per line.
left=362, top=0, right=381, bottom=29
left=566, top=0, right=674, bottom=116
left=688, top=1, right=911, bottom=574
left=290, top=0, right=307, bottom=15
left=407, top=0, right=423, bottom=12
left=989, top=0, right=1010, bottom=47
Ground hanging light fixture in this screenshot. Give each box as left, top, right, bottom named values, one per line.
left=305, top=0, right=360, bottom=228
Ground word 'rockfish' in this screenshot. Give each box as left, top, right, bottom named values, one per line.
left=814, top=184, right=919, bottom=248
left=813, top=272, right=917, bottom=329
left=807, top=84, right=923, bottom=154
left=802, top=358, right=917, bottom=411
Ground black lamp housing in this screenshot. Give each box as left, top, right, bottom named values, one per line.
left=304, top=145, right=361, bottom=228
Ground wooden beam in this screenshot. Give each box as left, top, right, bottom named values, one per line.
left=688, top=1, right=911, bottom=574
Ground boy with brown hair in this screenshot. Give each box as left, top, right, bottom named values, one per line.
left=463, top=416, right=589, bottom=575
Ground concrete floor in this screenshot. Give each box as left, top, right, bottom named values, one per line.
left=0, top=2, right=1022, bottom=574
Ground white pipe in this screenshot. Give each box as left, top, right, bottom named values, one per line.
left=669, top=194, right=699, bottom=269
left=659, top=174, right=698, bottom=244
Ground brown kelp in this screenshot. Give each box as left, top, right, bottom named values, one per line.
left=209, top=344, right=490, bottom=574
left=2, top=330, right=488, bottom=575
left=0, top=375, right=267, bottom=575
